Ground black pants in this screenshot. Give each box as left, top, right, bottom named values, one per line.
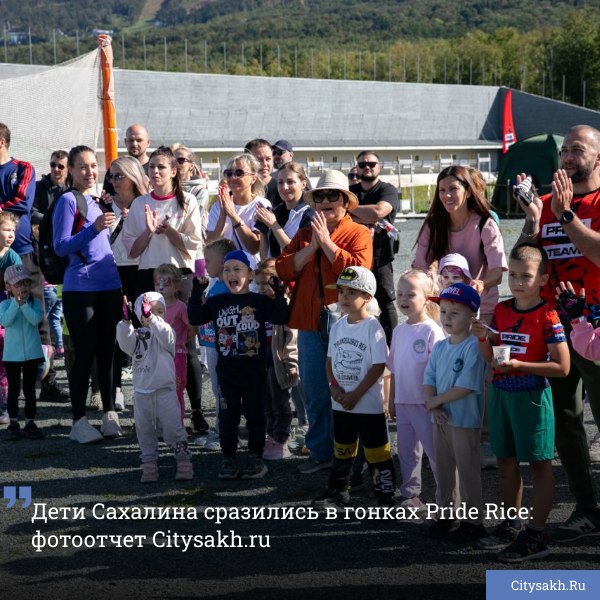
left=63, top=288, right=122, bottom=420
left=218, top=373, right=267, bottom=458
left=330, top=410, right=396, bottom=498
left=5, top=360, right=40, bottom=420
left=186, top=340, right=203, bottom=412
left=374, top=262, right=398, bottom=345
left=265, top=365, right=292, bottom=442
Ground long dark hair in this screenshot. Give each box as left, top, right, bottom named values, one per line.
left=66, top=145, right=96, bottom=190
left=149, top=146, right=185, bottom=209
left=416, top=165, right=491, bottom=263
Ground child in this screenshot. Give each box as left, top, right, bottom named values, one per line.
left=255, top=258, right=299, bottom=460
left=473, top=244, right=569, bottom=562
left=196, top=238, right=236, bottom=450
left=188, top=250, right=289, bottom=479
left=424, top=283, right=486, bottom=542
left=388, top=269, right=444, bottom=510
left=116, top=291, right=193, bottom=483
left=0, top=212, right=21, bottom=424
left=0, top=265, right=44, bottom=440
left=438, top=253, right=472, bottom=289
left=315, top=266, right=396, bottom=507
left=154, top=263, right=195, bottom=422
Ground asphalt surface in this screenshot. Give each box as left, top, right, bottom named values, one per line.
left=1, top=218, right=599, bottom=600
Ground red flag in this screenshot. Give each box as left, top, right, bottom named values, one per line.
left=502, top=89, right=517, bottom=153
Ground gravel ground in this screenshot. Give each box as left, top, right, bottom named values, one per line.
left=1, top=218, right=599, bottom=600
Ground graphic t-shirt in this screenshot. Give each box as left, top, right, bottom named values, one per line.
left=327, top=315, right=388, bottom=414
left=491, top=299, right=566, bottom=392
left=198, top=279, right=229, bottom=348
left=538, top=189, right=600, bottom=308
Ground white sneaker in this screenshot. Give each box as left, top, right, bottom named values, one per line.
left=589, top=432, right=600, bottom=463
left=88, top=392, right=102, bottom=411
left=114, top=388, right=125, bottom=412
left=101, top=411, right=123, bottom=438
left=69, top=416, right=103, bottom=444
left=203, top=430, right=221, bottom=451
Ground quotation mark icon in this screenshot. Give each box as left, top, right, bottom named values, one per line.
left=3, top=486, right=32, bottom=508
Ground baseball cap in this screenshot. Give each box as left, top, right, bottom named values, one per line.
left=272, top=139, right=293, bottom=153
left=327, top=266, right=377, bottom=297
left=4, top=264, right=33, bottom=286
left=224, top=250, right=251, bottom=269
left=439, top=253, right=472, bottom=280
left=429, top=282, right=480, bottom=313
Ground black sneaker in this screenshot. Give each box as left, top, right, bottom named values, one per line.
left=426, top=518, right=457, bottom=539
left=240, top=455, right=268, bottom=480
left=39, top=381, right=70, bottom=402
left=22, top=421, right=45, bottom=440
left=479, top=520, right=522, bottom=550
left=349, top=471, right=363, bottom=490
left=191, top=410, right=209, bottom=435
left=313, top=488, right=351, bottom=509
left=448, top=521, right=487, bottom=544
left=498, top=529, right=549, bottom=563
left=7, top=421, right=21, bottom=441
left=217, top=458, right=239, bottom=480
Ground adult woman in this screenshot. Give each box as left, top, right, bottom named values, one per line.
left=256, top=162, right=314, bottom=259
left=106, top=156, right=150, bottom=410
left=121, top=146, right=202, bottom=297
left=172, top=145, right=209, bottom=214
left=53, top=145, right=122, bottom=444
left=413, top=165, right=507, bottom=319
left=276, top=169, right=372, bottom=474
left=206, top=153, right=270, bottom=266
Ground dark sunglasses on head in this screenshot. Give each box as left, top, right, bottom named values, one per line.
left=223, top=168, right=250, bottom=178
left=313, top=190, right=341, bottom=203
left=176, top=157, right=192, bottom=164
left=348, top=173, right=360, bottom=180
left=357, top=161, right=378, bottom=169
left=50, top=162, right=66, bottom=170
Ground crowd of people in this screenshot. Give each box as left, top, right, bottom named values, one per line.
left=1, top=120, right=600, bottom=563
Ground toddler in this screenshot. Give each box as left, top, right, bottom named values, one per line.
left=438, top=253, right=472, bottom=289
left=116, top=292, right=193, bottom=483
left=0, top=265, right=44, bottom=440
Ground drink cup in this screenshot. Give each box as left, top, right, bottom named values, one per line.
left=492, top=345, right=511, bottom=366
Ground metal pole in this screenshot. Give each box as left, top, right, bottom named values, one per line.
left=184, top=38, right=188, bottom=72
left=294, top=46, right=298, bottom=78
left=444, top=57, right=447, bottom=83
left=583, top=79, right=586, bottom=107
left=373, top=52, right=376, bottom=80
left=223, top=42, right=226, bottom=72
left=469, top=59, right=472, bottom=85
left=29, top=27, right=32, bottom=64
left=403, top=54, right=406, bottom=81
left=121, top=32, right=125, bottom=69
left=358, top=52, right=362, bottom=79
left=310, top=48, right=314, bottom=78
left=388, top=52, right=391, bottom=81
left=278, top=45, right=281, bottom=77
left=143, top=35, right=147, bottom=70
left=164, top=37, right=167, bottom=71
left=204, top=40, right=208, bottom=72
left=242, top=43, right=245, bottom=72
left=53, top=29, right=57, bottom=65
left=260, top=43, right=263, bottom=71
left=562, top=74, right=565, bottom=102
left=76, top=29, right=79, bottom=57
left=3, top=26, right=7, bottom=63
left=416, top=54, right=420, bottom=83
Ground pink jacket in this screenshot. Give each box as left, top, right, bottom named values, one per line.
left=570, top=319, right=600, bottom=362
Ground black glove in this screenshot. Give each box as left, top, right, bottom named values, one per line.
left=268, top=276, right=285, bottom=297
left=193, top=276, right=210, bottom=296
left=556, top=289, right=586, bottom=320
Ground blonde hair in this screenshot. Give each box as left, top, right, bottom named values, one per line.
left=225, top=153, right=265, bottom=198
left=110, top=156, right=151, bottom=197
left=0, top=212, right=19, bottom=227
left=153, top=263, right=183, bottom=282
left=398, top=269, right=439, bottom=321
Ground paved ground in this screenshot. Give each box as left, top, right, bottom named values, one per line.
left=1, top=218, right=599, bottom=600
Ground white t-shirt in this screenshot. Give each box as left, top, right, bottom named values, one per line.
left=387, top=317, right=445, bottom=405
left=327, top=315, right=388, bottom=414
left=206, top=196, right=271, bottom=267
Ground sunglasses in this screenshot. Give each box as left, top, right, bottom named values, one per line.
left=223, top=168, right=251, bottom=178
left=313, top=190, right=341, bottom=204
left=272, top=149, right=285, bottom=156
left=348, top=173, right=360, bottom=180
left=176, top=157, right=192, bottom=165
left=11, top=279, right=33, bottom=287
left=357, top=161, right=378, bottom=169
left=108, top=173, right=126, bottom=182
left=50, top=162, right=66, bottom=170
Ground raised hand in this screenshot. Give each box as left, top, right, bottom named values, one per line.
left=144, top=204, right=159, bottom=233
left=556, top=281, right=586, bottom=320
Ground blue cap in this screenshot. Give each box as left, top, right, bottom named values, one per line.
left=429, top=282, right=480, bottom=313
left=224, top=250, right=251, bottom=268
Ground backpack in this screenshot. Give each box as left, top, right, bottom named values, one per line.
left=38, top=189, right=88, bottom=284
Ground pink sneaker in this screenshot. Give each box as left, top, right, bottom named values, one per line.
left=263, top=439, right=291, bottom=461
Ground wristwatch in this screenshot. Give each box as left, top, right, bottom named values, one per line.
left=559, top=210, right=575, bottom=225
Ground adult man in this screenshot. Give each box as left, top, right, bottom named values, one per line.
left=244, top=138, right=281, bottom=209
left=272, top=139, right=294, bottom=170
left=103, top=124, right=151, bottom=195
left=32, top=150, right=68, bottom=225
left=349, top=150, right=399, bottom=342
left=0, top=123, right=68, bottom=401
left=515, top=124, right=600, bottom=541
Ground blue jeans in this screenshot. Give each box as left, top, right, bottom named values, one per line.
left=297, top=330, right=333, bottom=462
left=43, top=286, right=63, bottom=349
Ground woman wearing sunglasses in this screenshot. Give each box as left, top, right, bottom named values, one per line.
left=205, top=153, right=271, bottom=266
left=121, top=146, right=202, bottom=296
left=276, top=169, right=372, bottom=474
left=255, top=162, right=314, bottom=259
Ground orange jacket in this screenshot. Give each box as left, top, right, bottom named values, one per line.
left=276, top=214, right=373, bottom=331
